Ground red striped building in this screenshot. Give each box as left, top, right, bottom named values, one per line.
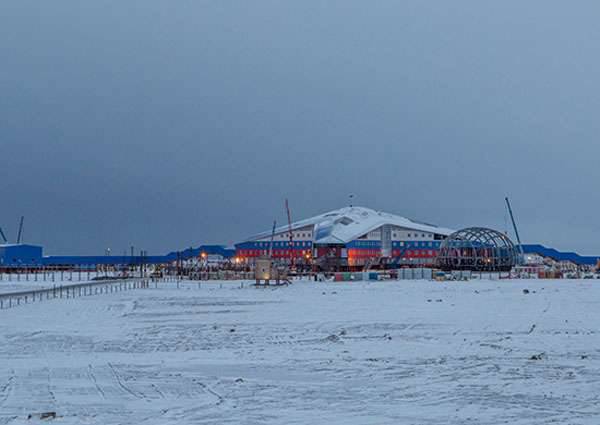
left=235, top=206, right=453, bottom=270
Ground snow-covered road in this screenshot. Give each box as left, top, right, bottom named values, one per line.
left=1, top=279, right=599, bottom=424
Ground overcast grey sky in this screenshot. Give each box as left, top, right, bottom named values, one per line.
left=1, top=1, right=599, bottom=255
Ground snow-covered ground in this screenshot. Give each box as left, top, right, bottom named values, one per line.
left=0, top=279, right=55, bottom=293
left=0, top=272, right=120, bottom=294
left=1, top=278, right=600, bottom=424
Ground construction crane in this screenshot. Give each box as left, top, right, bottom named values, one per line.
left=505, top=197, right=525, bottom=257
left=16, top=216, right=24, bottom=244
left=0, top=226, right=7, bottom=244
left=285, top=199, right=295, bottom=269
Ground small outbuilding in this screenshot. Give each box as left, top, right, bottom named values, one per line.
left=0, top=244, right=43, bottom=266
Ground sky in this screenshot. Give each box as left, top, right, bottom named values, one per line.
left=1, top=1, right=600, bottom=255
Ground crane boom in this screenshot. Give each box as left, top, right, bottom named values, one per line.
left=505, top=197, right=524, bottom=255
left=285, top=199, right=295, bottom=268
left=16, top=216, right=24, bottom=244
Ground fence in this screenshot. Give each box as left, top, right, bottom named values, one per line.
left=187, top=271, right=254, bottom=280
left=0, top=279, right=150, bottom=311
left=0, top=268, right=127, bottom=283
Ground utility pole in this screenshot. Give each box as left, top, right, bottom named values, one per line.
left=140, top=249, right=146, bottom=278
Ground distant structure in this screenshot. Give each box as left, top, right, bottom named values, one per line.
left=521, top=245, right=600, bottom=267
left=0, top=244, right=235, bottom=268
left=235, top=206, right=454, bottom=271
left=0, top=244, right=43, bottom=267
left=436, top=227, right=519, bottom=272
left=0, top=216, right=40, bottom=266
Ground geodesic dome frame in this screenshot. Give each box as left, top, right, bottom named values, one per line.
left=436, top=227, right=519, bottom=272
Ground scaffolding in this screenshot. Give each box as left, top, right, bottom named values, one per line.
left=436, top=227, right=519, bottom=272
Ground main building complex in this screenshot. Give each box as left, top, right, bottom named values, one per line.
left=3, top=206, right=597, bottom=271
left=235, top=206, right=454, bottom=269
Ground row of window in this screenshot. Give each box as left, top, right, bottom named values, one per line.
left=348, top=241, right=381, bottom=248
left=237, top=248, right=438, bottom=258
left=393, top=233, right=432, bottom=239
left=251, top=241, right=312, bottom=248
left=393, top=241, right=438, bottom=248
left=348, top=249, right=438, bottom=257
left=254, top=235, right=435, bottom=245
left=348, top=249, right=380, bottom=257
left=238, top=249, right=311, bottom=257
left=277, top=232, right=312, bottom=239
left=392, top=249, right=437, bottom=257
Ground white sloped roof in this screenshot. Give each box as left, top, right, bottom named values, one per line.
left=245, top=206, right=454, bottom=244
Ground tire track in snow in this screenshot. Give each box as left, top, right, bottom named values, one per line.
left=45, top=367, right=57, bottom=404
left=87, top=365, right=105, bottom=399
left=0, top=370, right=15, bottom=408
left=108, top=363, right=146, bottom=401
left=195, top=380, right=225, bottom=405
left=151, top=383, right=165, bottom=399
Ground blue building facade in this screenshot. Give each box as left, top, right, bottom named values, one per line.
left=0, top=244, right=43, bottom=266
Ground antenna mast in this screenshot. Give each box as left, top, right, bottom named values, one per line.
left=285, top=199, right=295, bottom=269
left=269, top=220, right=276, bottom=259
left=505, top=197, right=524, bottom=256
left=16, top=216, right=24, bottom=244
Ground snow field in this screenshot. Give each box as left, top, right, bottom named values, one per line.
left=1, top=279, right=600, bottom=424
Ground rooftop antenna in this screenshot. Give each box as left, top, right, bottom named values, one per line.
left=503, top=201, right=509, bottom=236
left=505, top=197, right=525, bottom=257
left=269, top=220, right=276, bottom=259
left=0, top=226, right=8, bottom=244
left=285, top=199, right=295, bottom=269
left=16, top=216, right=24, bottom=244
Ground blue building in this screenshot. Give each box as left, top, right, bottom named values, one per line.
left=0, top=244, right=43, bottom=266
left=40, top=245, right=235, bottom=267
left=0, top=243, right=236, bottom=268
left=521, top=244, right=600, bottom=266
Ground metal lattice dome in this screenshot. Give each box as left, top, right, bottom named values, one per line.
left=436, top=227, right=519, bottom=272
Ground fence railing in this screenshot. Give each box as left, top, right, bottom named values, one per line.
left=0, top=279, right=150, bottom=311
